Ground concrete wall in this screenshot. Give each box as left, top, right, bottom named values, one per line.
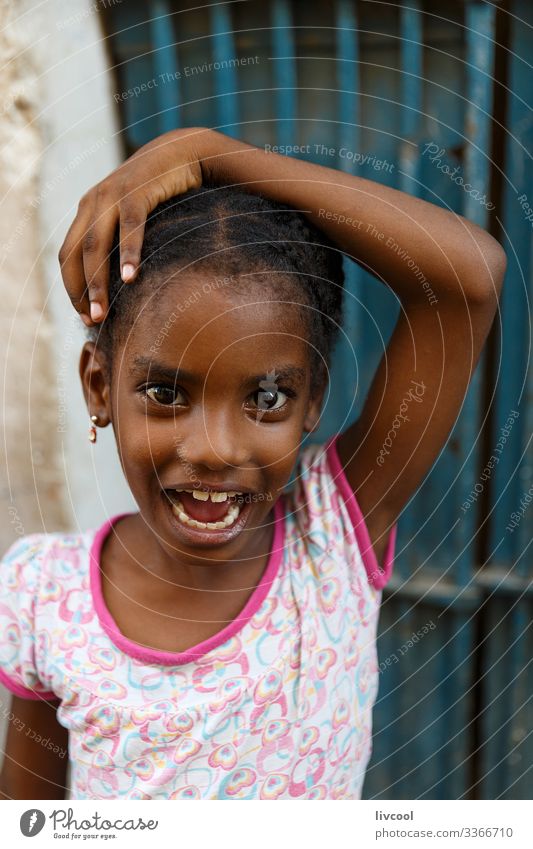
left=0, top=0, right=136, bottom=784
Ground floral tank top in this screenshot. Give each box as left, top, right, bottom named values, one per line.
left=0, top=435, right=397, bottom=799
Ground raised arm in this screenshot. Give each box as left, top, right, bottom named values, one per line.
left=59, top=127, right=505, bottom=318
left=195, top=131, right=506, bottom=564
left=59, top=128, right=507, bottom=563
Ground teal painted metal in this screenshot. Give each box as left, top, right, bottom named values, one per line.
left=100, top=0, right=531, bottom=800
left=395, top=1, right=423, bottom=564
left=488, top=0, right=532, bottom=569
left=271, top=0, right=297, bottom=148
left=336, top=0, right=359, bottom=160
left=454, top=3, right=496, bottom=586
left=479, top=598, right=532, bottom=799
left=150, top=0, right=180, bottom=133
left=210, top=4, right=240, bottom=135
left=399, top=0, right=422, bottom=193
left=480, top=0, right=533, bottom=801
left=328, top=0, right=362, bottom=433
left=110, top=5, right=159, bottom=150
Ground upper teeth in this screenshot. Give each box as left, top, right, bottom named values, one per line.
left=177, top=489, right=240, bottom=502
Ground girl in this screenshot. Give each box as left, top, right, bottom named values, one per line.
left=0, top=128, right=506, bottom=800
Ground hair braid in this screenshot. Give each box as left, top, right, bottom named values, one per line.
left=89, top=184, right=345, bottom=394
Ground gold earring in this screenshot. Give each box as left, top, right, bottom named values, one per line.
left=89, top=414, right=99, bottom=443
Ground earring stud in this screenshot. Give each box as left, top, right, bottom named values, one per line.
left=89, top=414, right=99, bottom=443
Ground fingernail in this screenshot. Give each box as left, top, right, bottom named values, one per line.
left=90, top=302, right=103, bottom=321
left=122, top=263, right=136, bottom=282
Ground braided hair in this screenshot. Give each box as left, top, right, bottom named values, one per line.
left=89, top=184, right=345, bottom=395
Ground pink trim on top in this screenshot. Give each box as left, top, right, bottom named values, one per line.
left=90, top=500, right=286, bottom=666
left=0, top=665, right=58, bottom=701
left=325, top=434, right=397, bottom=590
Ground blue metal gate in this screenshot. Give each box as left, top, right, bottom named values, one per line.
left=101, top=0, right=532, bottom=799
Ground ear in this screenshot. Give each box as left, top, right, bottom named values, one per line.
left=79, top=342, right=112, bottom=428
left=303, top=381, right=327, bottom=434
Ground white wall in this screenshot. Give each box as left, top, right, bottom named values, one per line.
left=1, top=0, right=136, bottom=781
left=29, top=0, right=137, bottom=530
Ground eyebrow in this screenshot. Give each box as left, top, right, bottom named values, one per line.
left=129, top=356, right=307, bottom=388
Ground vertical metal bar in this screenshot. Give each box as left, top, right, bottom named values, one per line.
left=150, top=0, right=180, bottom=133
left=442, top=2, right=496, bottom=797
left=122, top=61, right=152, bottom=149
left=463, top=6, right=495, bottom=229
left=271, top=0, right=297, bottom=148
left=210, top=3, right=240, bottom=135
left=397, top=1, right=423, bottom=556
left=506, top=602, right=528, bottom=797
left=517, top=221, right=533, bottom=565
left=455, top=2, right=497, bottom=585
left=481, top=598, right=530, bottom=799
left=482, top=0, right=533, bottom=800
left=336, top=0, right=360, bottom=162
left=492, top=0, right=533, bottom=572
left=449, top=615, right=474, bottom=798
left=515, top=186, right=533, bottom=571
left=325, top=0, right=363, bottom=435
left=399, top=0, right=423, bottom=193
left=108, top=3, right=150, bottom=150
left=488, top=18, right=531, bottom=570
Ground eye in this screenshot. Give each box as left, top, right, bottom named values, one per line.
left=249, top=387, right=292, bottom=412
left=144, top=384, right=186, bottom=406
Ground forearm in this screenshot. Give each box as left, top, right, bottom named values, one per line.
left=58, top=126, right=507, bottom=324
left=195, top=128, right=506, bottom=304
left=0, top=733, right=68, bottom=798
left=0, top=762, right=67, bottom=800
left=0, top=696, right=68, bottom=800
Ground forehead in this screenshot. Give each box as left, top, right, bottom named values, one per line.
left=118, top=271, right=313, bottom=377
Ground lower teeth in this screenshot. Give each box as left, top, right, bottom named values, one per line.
left=171, top=498, right=241, bottom=530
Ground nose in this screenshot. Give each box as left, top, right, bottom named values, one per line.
left=177, top=408, right=252, bottom=472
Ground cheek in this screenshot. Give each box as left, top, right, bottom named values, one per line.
left=114, top=410, right=175, bottom=479
left=255, top=428, right=301, bottom=479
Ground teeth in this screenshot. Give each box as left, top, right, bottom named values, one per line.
left=177, top=489, right=241, bottom=503
left=171, top=498, right=241, bottom=530
left=192, top=490, right=210, bottom=501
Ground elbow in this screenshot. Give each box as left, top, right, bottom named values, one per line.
left=464, top=238, right=507, bottom=308
left=487, top=240, right=507, bottom=294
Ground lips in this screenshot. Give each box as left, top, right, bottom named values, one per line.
left=161, top=488, right=254, bottom=544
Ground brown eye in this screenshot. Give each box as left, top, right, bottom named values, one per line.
left=145, top=385, right=185, bottom=406
left=252, top=388, right=289, bottom=411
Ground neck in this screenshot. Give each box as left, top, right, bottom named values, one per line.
left=114, top=505, right=277, bottom=596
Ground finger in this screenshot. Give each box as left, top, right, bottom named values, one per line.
left=81, top=206, right=118, bottom=322
left=118, top=192, right=149, bottom=282
left=58, top=218, right=93, bottom=325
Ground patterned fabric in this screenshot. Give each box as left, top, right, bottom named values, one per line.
left=0, top=436, right=396, bottom=800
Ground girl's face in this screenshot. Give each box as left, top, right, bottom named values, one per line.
left=80, top=272, right=325, bottom=567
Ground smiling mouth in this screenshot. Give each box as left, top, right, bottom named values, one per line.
left=165, top=489, right=248, bottom=530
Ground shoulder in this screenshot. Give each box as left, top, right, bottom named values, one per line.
left=284, top=436, right=397, bottom=591
left=0, top=527, right=99, bottom=700
left=286, top=437, right=342, bottom=514
left=282, top=437, right=345, bottom=548
left=0, top=533, right=80, bottom=700
left=1, top=534, right=54, bottom=591
left=0, top=527, right=96, bottom=597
